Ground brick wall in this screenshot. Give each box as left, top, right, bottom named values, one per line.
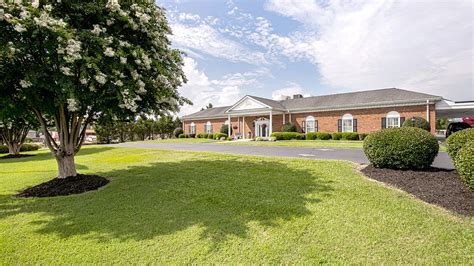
left=183, top=104, right=437, bottom=135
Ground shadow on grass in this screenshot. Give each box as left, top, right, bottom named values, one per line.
left=0, top=158, right=333, bottom=244
left=0, top=146, right=115, bottom=164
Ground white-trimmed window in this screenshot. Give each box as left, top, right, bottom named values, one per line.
left=386, top=111, right=400, bottom=128
left=305, top=116, right=316, bottom=133
left=189, top=122, right=196, bottom=134
left=205, top=121, right=213, bottom=134
left=342, top=113, right=353, bottom=132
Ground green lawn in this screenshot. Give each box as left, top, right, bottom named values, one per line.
left=0, top=147, right=471, bottom=264
left=146, top=138, right=217, bottom=143
left=220, top=139, right=448, bottom=151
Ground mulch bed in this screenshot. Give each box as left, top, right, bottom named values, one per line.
left=361, top=165, right=474, bottom=216
left=0, top=154, right=36, bottom=160
left=17, top=174, right=109, bottom=198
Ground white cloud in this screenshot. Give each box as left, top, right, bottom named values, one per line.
left=271, top=82, right=311, bottom=100
left=178, top=57, right=263, bottom=116
left=265, top=0, right=473, bottom=100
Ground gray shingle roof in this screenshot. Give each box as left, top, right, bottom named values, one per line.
left=182, top=88, right=442, bottom=120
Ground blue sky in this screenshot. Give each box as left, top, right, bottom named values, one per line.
left=157, top=0, right=473, bottom=115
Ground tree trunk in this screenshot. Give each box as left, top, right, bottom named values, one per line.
left=55, top=153, right=77, bottom=178
left=7, top=142, right=20, bottom=156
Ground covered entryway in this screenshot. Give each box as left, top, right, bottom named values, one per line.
left=255, top=118, right=270, bottom=137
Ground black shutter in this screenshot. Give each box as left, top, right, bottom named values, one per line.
left=315, top=120, right=318, bottom=132
left=400, top=117, right=405, bottom=127
left=338, top=119, right=342, bottom=132
left=353, top=119, right=358, bottom=132
left=381, top=118, right=386, bottom=129
left=302, top=121, right=306, bottom=133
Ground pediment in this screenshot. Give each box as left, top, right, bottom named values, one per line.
left=226, top=96, right=270, bottom=113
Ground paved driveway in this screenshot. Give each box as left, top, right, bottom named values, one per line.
left=113, top=142, right=455, bottom=169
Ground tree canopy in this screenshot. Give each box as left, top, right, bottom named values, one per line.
left=0, top=1, right=189, bottom=177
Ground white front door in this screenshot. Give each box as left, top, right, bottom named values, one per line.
left=255, top=119, right=269, bottom=137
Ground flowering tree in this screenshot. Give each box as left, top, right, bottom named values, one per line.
left=0, top=1, right=189, bottom=178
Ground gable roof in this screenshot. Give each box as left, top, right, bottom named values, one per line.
left=182, top=88, right=442, bottom=120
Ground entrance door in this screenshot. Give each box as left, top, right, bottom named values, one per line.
left=255, top=119, right=269, bottom=137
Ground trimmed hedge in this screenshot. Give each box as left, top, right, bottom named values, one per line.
left=281, top=123, right=297, bottom=132
left=446, top=128, right=474, bottom=160
left=341, top=132, right=359, bottom=140
left=178, top=134, right=187, bottom=138
left=402, top=116, right=430, bottom=131
left=207, top=133, right=215, bottom=139
left=363, top=127, right=439, bottom=170
left=0, top=143, right=41, bottom=154
left=331, top=132, right=342, bottom=140
left=173, top=127, right=183, bottom=138
left=270, top=132, right=305, bottom=140
left=305, top=132, right=317, bottom=140
left=317, top=132, right=331, bottom=140
left=454, top=141, right=474, bottom=190
left=358, top=133, right=369, bottom=140
left=213, top=133, right=227, bottom=140
left=196, top=133, right=206, bottom=138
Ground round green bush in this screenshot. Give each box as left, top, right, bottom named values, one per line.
left=213, top=133, right=227, bottom=140
left=281, top=122, right=297, bottom=132
left=305, top=132, right=317, bottom=140
left=341, top=132, right=359, bottom=140
left=402, top=116, right=430, bottom=131
left=363, top=127, right=439, bottom=170
left=178, top=133, right=186, bottom=138
left=207, top=133, right=214, bottom=139
left=316, top=132, right=331, bottom=140
left=0, top=145, right=9, bottom=154
left=446, top=128, right=474, bottom=160
left=454, top=141, right=474, bottom=190
left=358, top=133, right=369, bottom=140
left=20, top=143, right=41, bottom=152
left=331, top=132, right=342, bottom=140
left=173, top=127, right=183, bottom=138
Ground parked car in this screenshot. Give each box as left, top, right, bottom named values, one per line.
left=446, top=122, right=471, bottom=137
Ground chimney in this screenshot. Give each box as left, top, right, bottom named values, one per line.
left=293, top=94, right=303, bottom=99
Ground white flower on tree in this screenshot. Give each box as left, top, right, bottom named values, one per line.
left=64, top=39, right=82, bottom=63
left=67, top=98, right=79, bottom=112
left=114, top=80, right=123, bottom=87
left=19, top=79, right=32, bottom=88
left=80, top=78, right=89, bottom=85
left=60, top=66, right=73, bottom=76
left=94, top=72, right=107, bottom=85
left=91, top=24, right=105, bottom=35
left=14, top=24, right=26, bottom=32
left=106, top=0, right=121, bottom=12
left=120, top=57, right=127, bottom=64
left=104, top=47, right=115, bottom=57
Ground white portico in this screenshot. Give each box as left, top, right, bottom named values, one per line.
left=224, top=95, right=287, bottom=139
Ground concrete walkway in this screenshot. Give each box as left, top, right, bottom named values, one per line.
left=112, top=142, right=455, bottom=169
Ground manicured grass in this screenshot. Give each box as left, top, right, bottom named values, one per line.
left=0, top=147, right=472, bottom=264
left=221, top=139, right=365, bottom=149
left=221, top=139, right=448, bottom=151
left=146, top=138, right=217, bottom=143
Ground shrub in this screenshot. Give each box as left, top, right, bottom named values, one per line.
left=446, top=128, right=474, bottom=160
left=0, top=145, right=8, bottom=154
left=316, top=132, right=331, bottom=140
left=363, top=127, right=439, bottom=170
left=189, top=133, right=196, bottom=138
left=281, top=122, right=297, bottom=132
left=173, top=127, right=183, bottom=138
left=306, top=132, right=317, bottom=140
left=331, top=132, right=342, bottom=140
left=220, top=124, right=232, bottom=135
left=454, top=141, right=474, bottom=190
left=341, top=132, right=359, bottom=140
left=270, top=132, right=305, bottom=140
left=207, top=133, right=214, bottom=139
left=196, top=133, right=205, bottom=138
left=20, top=143, right=41, bottom=152
left=0, top=143, right=41, bottom=154
left=213, top=133, right=227, bottom=140
left=358, top=133, right=369, bottom=140
left=402, top=116, right=430, bottom=131
left=178, top=134, right=187, bottom=138
left=24, top=137, right=33, bottom=143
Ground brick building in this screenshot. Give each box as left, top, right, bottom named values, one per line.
left=181, top=88, right=471, bottom=138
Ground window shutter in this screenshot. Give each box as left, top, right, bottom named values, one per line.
left=353, top=119, right=358, bottom=132
left=381, top=118, right=386, bottom=129
left=315, top=120, right=318, bottom=132
left=338, top=119, right=342, bottom=132
left=400, top=117, right=405, bottom=126
left=302, top=121, right=306, bottom=133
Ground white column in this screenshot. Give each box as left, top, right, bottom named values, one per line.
left=269, top=110, right=273, bottom=136
left=426, top=100, right=430, bottom=122
left=289, top=113, right=292, bottom=123
left=243, top=116, right=246, bottom=139
left=228, top=114, right=231, bottom=136
left=283, top=113, right=285, bottom=124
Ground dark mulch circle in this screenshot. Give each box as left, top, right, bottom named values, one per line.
left=0, top=154, right=36, bottom=160
left=17, top=174, right=109, bottom=198
left=361, top=165, right=474, bottom=216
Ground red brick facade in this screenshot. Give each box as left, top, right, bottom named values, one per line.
left=183, top=104, right=436, bottom=137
